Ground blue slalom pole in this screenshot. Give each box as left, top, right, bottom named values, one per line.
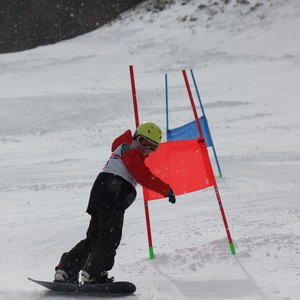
left=190, top=69, right=206, bottom=118
left=190, top=69, right=223, bottom=178
left=165, top=73, right=170, bottom=140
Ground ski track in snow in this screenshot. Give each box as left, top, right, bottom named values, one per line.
left=0, top=0, right=300, bottom=299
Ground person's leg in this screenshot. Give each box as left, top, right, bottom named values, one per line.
left=55, top=214, right=99, bottom=282
left=81, top=207, right=124, bottom=283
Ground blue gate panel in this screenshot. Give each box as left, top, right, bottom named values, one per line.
left=167, top=117, right=212, bottom=147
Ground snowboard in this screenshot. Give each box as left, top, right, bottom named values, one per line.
left=28, top=277, right=136, bottom=295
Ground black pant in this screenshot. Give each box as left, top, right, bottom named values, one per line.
left=87, top=173, right=136, bottom=213
left=56, top=173, right=136, bottom=279
left=57, top=206, right=124, bottom=279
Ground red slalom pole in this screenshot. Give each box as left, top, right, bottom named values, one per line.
left=129, top=65, right=155, bottom=259
left=214, top=185, right=236, bottom=255
left=144, top=201, right=155, bottom=259
left=182, top=70, right=204, bottom=139
left=129, top=65, right=140, bottom=127
left=182, top=69, right=236, bottom=255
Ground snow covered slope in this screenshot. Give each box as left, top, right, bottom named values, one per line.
left=0, top=0, right=299, bottom=299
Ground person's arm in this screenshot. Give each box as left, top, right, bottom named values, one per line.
left=122, top=148, right=171, bottom=196
left=111, top=130, right=133, bottom=151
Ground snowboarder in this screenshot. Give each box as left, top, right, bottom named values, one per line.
left=54, top=122, right=176, bottom=284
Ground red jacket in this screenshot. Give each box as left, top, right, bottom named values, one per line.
left=111, top=130, right=171, bottom=197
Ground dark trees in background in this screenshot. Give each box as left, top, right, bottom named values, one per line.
left=0, top=0, right=144, bottom=53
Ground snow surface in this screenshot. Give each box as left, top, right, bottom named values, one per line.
left=0, top=0, right=299, bottom=299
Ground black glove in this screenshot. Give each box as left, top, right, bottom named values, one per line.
left=166, top=189, right=176, bottom=204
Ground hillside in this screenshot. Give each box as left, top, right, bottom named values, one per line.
left=0, top=0, right=299, bottom=299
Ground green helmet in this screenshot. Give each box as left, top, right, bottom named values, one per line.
left=135, top=122, right=162, bottom=144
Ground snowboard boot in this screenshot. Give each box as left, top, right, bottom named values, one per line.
left=54, top=253, right=79, bottom=284
left=54, top=268, right=79, bottom=284
left=54, top=269, right=68, bottom=283
left=81, top=270, right=114, bottom=284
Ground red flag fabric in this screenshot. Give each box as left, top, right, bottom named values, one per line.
left=142, top=138, right=216, bottom=201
